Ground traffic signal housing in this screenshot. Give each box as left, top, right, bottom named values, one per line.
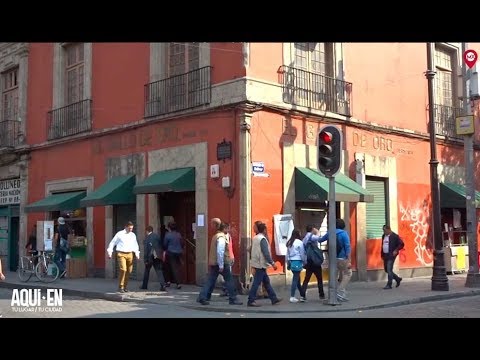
left=317, top=125, right=342, bottom=177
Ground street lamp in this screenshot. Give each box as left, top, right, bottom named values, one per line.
left=425, top=42, right=449, bottom=291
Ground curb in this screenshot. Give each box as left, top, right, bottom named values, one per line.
left=2, top=281, right=480, bottom=314
left=180, top=289, right=480, bottom=314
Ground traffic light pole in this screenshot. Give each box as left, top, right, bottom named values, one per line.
left=461, top=42, right=480, bottom=287
left=327, top=175, right=340, bottom=305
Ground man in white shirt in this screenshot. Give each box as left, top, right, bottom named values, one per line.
left=107, top=221, right=140, bottom=293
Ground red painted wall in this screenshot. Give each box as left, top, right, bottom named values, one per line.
left=91, top=43, right=149, bottom=129
left=27, top=111, right=239, bottom=270
left=210, top=43, right=245, bottom=83
left=27, top=43, right=53, bottom=145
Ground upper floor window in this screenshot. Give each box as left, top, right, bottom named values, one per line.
left=2, top=67, right=19, bottom=121
left=434, top=45, right=456, bottom=108
left=65, top=43, right=84, bottom=105
left=167, top=42, right=200, bottom=76
left=293, top=42, right=334, bottom=77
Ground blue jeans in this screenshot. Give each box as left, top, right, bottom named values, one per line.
left=247, top=268, right=278, bottom=304
left=383, top=257, right=400, bottom=286
left=54, top=249, right=67, bottom=273
left=198, top=264, right=237, bottom=303
left=290, top=270, right=302, bottom=297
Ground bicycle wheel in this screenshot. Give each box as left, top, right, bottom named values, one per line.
left=17, top=257, right=33, bottom=282
left=35, top=259, right=60, bottom=283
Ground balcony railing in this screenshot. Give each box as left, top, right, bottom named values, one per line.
left=47, top=99, right=92, bottom=140
left=144, top=66, right=212, bottom=118
left=278, top=65, right=353, bottom=117
left=0, top=120, right=20, bottom=148
left=433, top=104, right=464, bottom=140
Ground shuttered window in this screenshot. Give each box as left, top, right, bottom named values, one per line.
left=366, top=177, right=388, bottom=239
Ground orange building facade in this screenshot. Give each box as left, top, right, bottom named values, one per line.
left=1, top=42, right=479, bottom=286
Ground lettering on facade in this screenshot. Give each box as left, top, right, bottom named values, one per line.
left=0, top=178, right=21, bottom=205
left=92, top=125, right=209, bottom=155
left=351, top=131, right=409, bottom=154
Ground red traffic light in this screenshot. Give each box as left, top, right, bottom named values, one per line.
left=319, top=131, right=333, bottom=143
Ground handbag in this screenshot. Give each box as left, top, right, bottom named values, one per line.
left=290, top=260, right=303, bottom=272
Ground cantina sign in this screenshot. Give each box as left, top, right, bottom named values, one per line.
left=0, top=178, right=21, bottom=205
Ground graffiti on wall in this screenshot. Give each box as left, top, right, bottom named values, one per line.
left=399, top=201, right=433, bottom=266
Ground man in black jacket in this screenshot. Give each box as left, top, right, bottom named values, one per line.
left=140, top=226, right=167, bottom=291
left=381, top=225, right=405, bottom=289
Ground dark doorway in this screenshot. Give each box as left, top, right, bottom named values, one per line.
left=159, top=191, right=196, bottom=284
left=113, top=204, right=138, bottom=280
left=9, top=216, right=19, bottom=271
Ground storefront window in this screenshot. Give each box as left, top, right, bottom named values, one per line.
left=50, top=208, right=86, bottom=237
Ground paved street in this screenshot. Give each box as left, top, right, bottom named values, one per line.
left=1, top=287, right=479, bottom=318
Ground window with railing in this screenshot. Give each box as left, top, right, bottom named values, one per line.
left=65, top=43, right=84, bottom=105
left=144, top=65, right=212, bottom=118
left=433, top=45, right=463, bottom=139
left=2, top=67, right=19, bottom=122
left=47, top=99, right=92, bottom=140
left=279, top=42, right=352, bottom=116
left=0, top=120, right=19, bottom=148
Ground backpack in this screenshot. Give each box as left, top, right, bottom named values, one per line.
left=306, top=239, right=324, bottom=267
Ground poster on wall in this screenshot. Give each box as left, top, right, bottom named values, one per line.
left=37, top=220, right=54, bottom=251
left=273, top=214, right=294, bottom=256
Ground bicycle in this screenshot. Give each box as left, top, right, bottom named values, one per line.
left=17, top=251, right=60, bottom=283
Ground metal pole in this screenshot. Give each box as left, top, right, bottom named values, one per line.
left=462, top=43, right=480, bottom=287
left=327, top=176, right=339, bottom=305
left=426, top=42, right=449, bottom=291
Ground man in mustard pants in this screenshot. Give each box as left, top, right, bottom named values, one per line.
left=107, top=221, right=140, bottom=293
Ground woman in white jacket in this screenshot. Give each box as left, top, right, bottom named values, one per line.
left=286, top=229, right=306, bottom=303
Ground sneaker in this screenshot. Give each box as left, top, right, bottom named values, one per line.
left=289, top=297, right=299, bottom=303
left=118, top=288, right=126, bottom=293
left=299, top=297, right=306, bottom=302
left=383, top=285, right=392, bottom=290
left=247, top=301, right=261, bottom=307
left=337, top=293, right=349, bottom=302
left=60, top=270, right=67, bottom=278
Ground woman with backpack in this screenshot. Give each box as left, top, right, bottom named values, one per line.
left=286, top=229, right=306, bottom=303
left=300, top=225, right=325, bottom=301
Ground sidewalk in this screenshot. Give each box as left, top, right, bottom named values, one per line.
left=1, top=271, right=479, bottom=314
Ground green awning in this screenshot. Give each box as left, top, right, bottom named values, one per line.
left=79, top=175, right=136, bottom=207
left=295, top=167, right=374, bottom=203
left=440, top=182, right=480, bottom=208
left=133, top=167, right=195, bottom=194
left=24, top=191, right=86, bottom=213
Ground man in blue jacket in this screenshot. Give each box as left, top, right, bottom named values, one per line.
left=319, top=218, right=352, bottom=302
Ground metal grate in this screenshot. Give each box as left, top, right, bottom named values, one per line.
left=144, top=66, right=212, bottom=118
left=433, top=104, right=464, bottom=140
left=47, top=99, right=92, bottom=140
left=278, top=65, right=352, bottom=117
left=0, top=120, right=20, bottom=148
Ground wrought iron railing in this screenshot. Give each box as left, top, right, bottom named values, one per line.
left=0, top=120, right=20, bottom=148
left=145, top=66, right=212, bottom=118
left=433, top=104, right=463, bottom=140
left=278, top=65, right=352, bottom=117
left=47, top=99, right=92, bottom=140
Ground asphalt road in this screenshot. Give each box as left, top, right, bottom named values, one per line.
left=0, top=288, right=479, bottom=318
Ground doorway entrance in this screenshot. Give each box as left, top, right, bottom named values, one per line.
left=159, top=191, right=196, bottom=284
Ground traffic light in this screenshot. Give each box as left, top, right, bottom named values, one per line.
left=317, top=125, right=342, bottom=177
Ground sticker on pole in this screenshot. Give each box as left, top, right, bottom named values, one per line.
left=464, top=50, right=478, bottom=69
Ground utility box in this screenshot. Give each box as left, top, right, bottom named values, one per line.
left=37, top=220, right=54, bottom=251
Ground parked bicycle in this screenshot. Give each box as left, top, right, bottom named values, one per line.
left=18, top=250, right=60, bottom=283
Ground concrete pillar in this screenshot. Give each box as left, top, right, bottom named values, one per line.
left=239, top=112, right=252, bottom=293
